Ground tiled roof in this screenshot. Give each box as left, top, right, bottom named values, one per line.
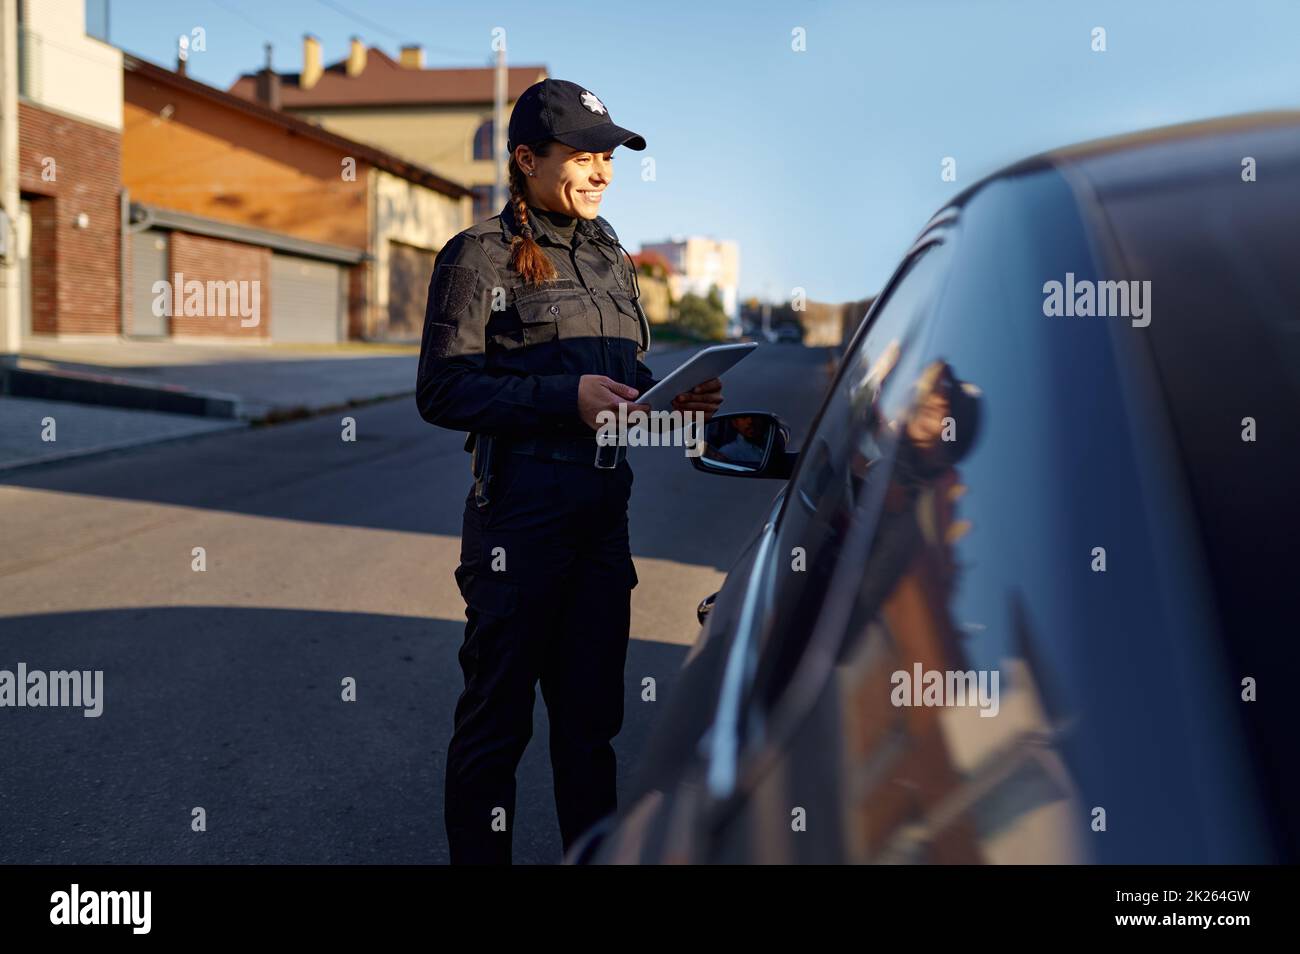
left=229, top=48, right=546, bottom=108
left=631, top=250, right=677, bottom=275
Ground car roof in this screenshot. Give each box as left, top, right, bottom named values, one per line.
left=937, top=110, right=1300, bottom=218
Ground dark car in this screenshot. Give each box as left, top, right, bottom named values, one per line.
left=774, top=323, right=803, bottom=344
left=569, top=113, right=1300, bottom=864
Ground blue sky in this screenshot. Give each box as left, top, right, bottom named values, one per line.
left=107, top=0, right=1300, bottom=304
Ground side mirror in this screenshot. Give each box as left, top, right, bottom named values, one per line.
left=689, top=411, right=795, bottom=479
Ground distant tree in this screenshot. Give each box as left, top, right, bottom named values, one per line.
left=675, top=292, right=728, bottom=341
left=706, top=284, right=724, bottom=313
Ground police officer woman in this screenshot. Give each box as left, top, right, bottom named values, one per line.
left=416, top=79, right=723, bottom=864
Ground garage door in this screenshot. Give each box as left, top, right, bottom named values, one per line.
left=130, top=229, right=169, bottom=337
left=387, top=241, right=436, bottom=340
left=271, top=254, right=343, bottom=343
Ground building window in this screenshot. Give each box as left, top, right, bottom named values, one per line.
left=16, top=3, right=28, bottom=98
left=471, top=186, right=496, bottom=223
left=473, top=120, right=495, bottom=161
left=85, top=0, right=110, bottom=42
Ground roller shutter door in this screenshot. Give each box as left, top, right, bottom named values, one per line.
left=271, top=254, right=343, bottom=343
left=130, top=229, right=169, bottom=337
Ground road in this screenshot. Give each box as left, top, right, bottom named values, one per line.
left=0, top=342, right=833, bottom=864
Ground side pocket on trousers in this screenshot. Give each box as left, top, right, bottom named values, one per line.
left=454, top=566, right=520, bottom=618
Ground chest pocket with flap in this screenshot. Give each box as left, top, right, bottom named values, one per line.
left=515, top=287, right=600, bottom=345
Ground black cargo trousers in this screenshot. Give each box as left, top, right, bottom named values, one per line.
left=445, top=446, right=638, bottom=864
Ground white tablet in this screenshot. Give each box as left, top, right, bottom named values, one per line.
left=637, top=342, right=758, bottom=411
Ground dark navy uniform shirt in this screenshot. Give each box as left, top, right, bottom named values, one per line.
left=416, top=200, right=657, bottom=440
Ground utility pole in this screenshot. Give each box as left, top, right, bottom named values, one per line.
left=492, top=43, right=506, bottom=213
left=0, top=0, right=20, bottom=365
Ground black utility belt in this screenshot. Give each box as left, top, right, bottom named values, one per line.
left=504, top=435, right=627, bottom=469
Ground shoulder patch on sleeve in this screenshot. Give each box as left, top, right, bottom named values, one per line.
left=422, top=323, right=457, bottom=359
left=430, top=262, right=478, bottom=321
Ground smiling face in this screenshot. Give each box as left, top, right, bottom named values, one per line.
left=516, top=143, right=613, bottom=219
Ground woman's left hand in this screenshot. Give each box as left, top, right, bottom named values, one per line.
left=671, top=377, right=724, bottom=420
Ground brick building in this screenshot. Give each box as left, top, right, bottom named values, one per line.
left=4, top=0, right=472, bottom=347
left=122, top=54, right=471, bottom=342
left=12, top=0, right=122, bottom=338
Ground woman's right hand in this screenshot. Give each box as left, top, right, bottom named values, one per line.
left=578, top=375, right=650, bottom=430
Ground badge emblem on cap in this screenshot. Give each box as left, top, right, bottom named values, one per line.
left=580, top=90, right=606, bottom=115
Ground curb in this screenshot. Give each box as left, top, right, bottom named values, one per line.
left=1, top=365, right=241, bottom=419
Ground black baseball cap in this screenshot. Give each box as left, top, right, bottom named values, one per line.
left=507, top=79, right=647, bottom=154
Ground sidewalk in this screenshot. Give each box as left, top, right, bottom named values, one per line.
left=12, top=338, right=421, bottom=422
left=1, top=339, right=420, bottom=473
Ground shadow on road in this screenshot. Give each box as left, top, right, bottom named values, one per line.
left=0, top=606, right=687, bottom=865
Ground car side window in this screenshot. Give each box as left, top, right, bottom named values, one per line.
left=746, top=239, right=953, bottom=719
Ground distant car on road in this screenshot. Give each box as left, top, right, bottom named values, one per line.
left=759, top=323, right=802, bottom=344
left=570, top=113, right=1300, bottom=865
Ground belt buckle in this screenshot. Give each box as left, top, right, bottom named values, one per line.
left=593, top=440, right=624, bottom=469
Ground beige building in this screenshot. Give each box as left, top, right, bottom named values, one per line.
left=628, top=250, right=674, bottom=325
left=15, top=0, right=121, bottom=127
left=639, top=237, right=741, bottom=320
left=230, top=37, right=545, bottom=223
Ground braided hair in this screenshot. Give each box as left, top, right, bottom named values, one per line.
left=507, top=141, right=560, bottom=286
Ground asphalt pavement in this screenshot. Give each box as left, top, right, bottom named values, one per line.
left=0, top=342, right=833, bottom=864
